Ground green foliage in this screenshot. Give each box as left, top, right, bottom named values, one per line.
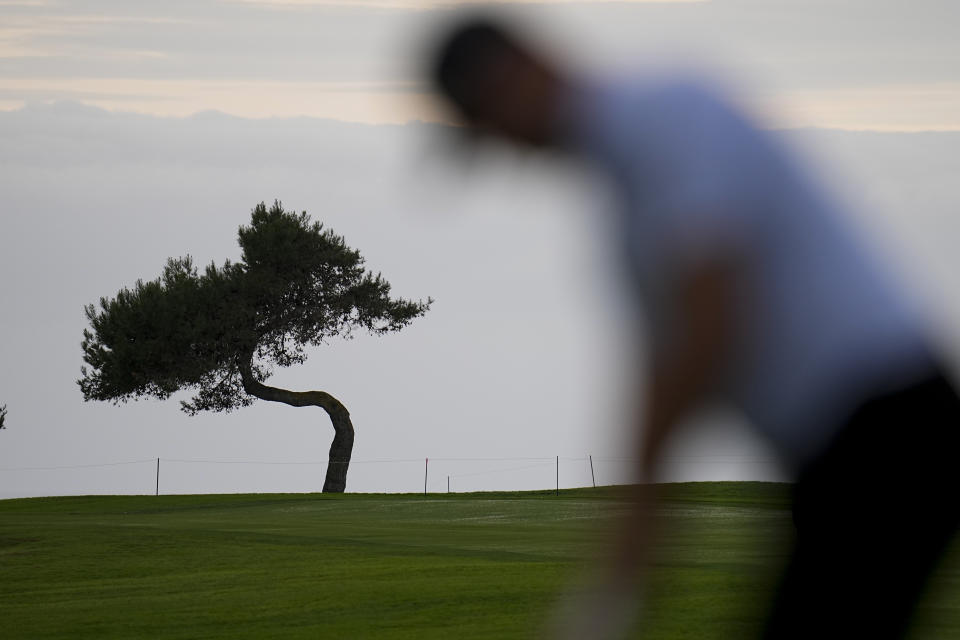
left=79, top=201, right=431, bottom=414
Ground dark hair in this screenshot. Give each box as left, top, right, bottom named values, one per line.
left=430, top=17, right=523, bottom=122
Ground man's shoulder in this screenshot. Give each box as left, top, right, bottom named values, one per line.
left=577, top=74, right=736, bottom=149
left=595, top=72, right=727, bottom=110
left=563, top=71, right=759, bottom=176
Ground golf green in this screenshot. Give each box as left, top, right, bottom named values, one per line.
left=1, top=483, right=956, bottom=638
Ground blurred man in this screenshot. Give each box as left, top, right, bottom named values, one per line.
left=428, top=17, right=960, bottom=640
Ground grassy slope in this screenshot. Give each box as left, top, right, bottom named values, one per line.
left=0, top=483, right=956, bottom=639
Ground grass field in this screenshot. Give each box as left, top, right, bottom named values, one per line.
left=1, top=482, right=957, bottom=639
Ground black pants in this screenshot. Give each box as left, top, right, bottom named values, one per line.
left=763, top=371, right=960, bottom=639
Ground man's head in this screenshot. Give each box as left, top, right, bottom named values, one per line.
left=430, top=17, right=566, bottom=148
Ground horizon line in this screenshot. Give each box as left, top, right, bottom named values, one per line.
left=4, top=100, right=960, bottom=134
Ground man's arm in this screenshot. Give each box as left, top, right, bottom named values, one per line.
left=581, top=254, right=741, bottom=640
left=640, top=253, right=740, bottom=480
left=619, top=252, right=741, bottom=575
left=550, top=253, right=741, bottom=639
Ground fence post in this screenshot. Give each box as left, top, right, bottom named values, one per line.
left=155, top=458, right=160, bottom=496
left=556, top=456, right=559, bottom=496
left=447, top=475, right=450, bottom=494
left=424, top=457, right=428, bottom=495
left=589, top=454, right=596, bottom=488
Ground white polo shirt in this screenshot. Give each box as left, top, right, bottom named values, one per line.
left=562, top=76, right=933, bottom=468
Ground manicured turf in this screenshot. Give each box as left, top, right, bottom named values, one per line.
left=0, top=483, right=956, bottom=639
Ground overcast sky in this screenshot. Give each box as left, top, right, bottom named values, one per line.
left=2, top=0, right=959, bottom=497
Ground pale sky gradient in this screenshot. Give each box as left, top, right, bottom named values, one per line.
left=1, top=0, right=959, bottom=128
left=1, top=1, right=959, bottom=497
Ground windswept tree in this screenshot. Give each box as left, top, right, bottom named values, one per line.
left=79, top=201, right=430, bottom=492
left=0, top=404, right=6, bottom=430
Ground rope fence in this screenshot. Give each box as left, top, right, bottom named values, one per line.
left=0, top=454, right=784, bottom=499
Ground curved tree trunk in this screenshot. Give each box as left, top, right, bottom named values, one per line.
left=239, top=360, right=354, bottom=493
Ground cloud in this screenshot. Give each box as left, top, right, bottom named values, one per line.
left=1, top=0, right=958, bottom=129
left=752, top=83, right=960, bottom=132
left=226, top=0, right=707, bottom=7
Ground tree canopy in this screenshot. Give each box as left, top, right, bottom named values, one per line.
left=79, top=201, right=431, bottom=491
